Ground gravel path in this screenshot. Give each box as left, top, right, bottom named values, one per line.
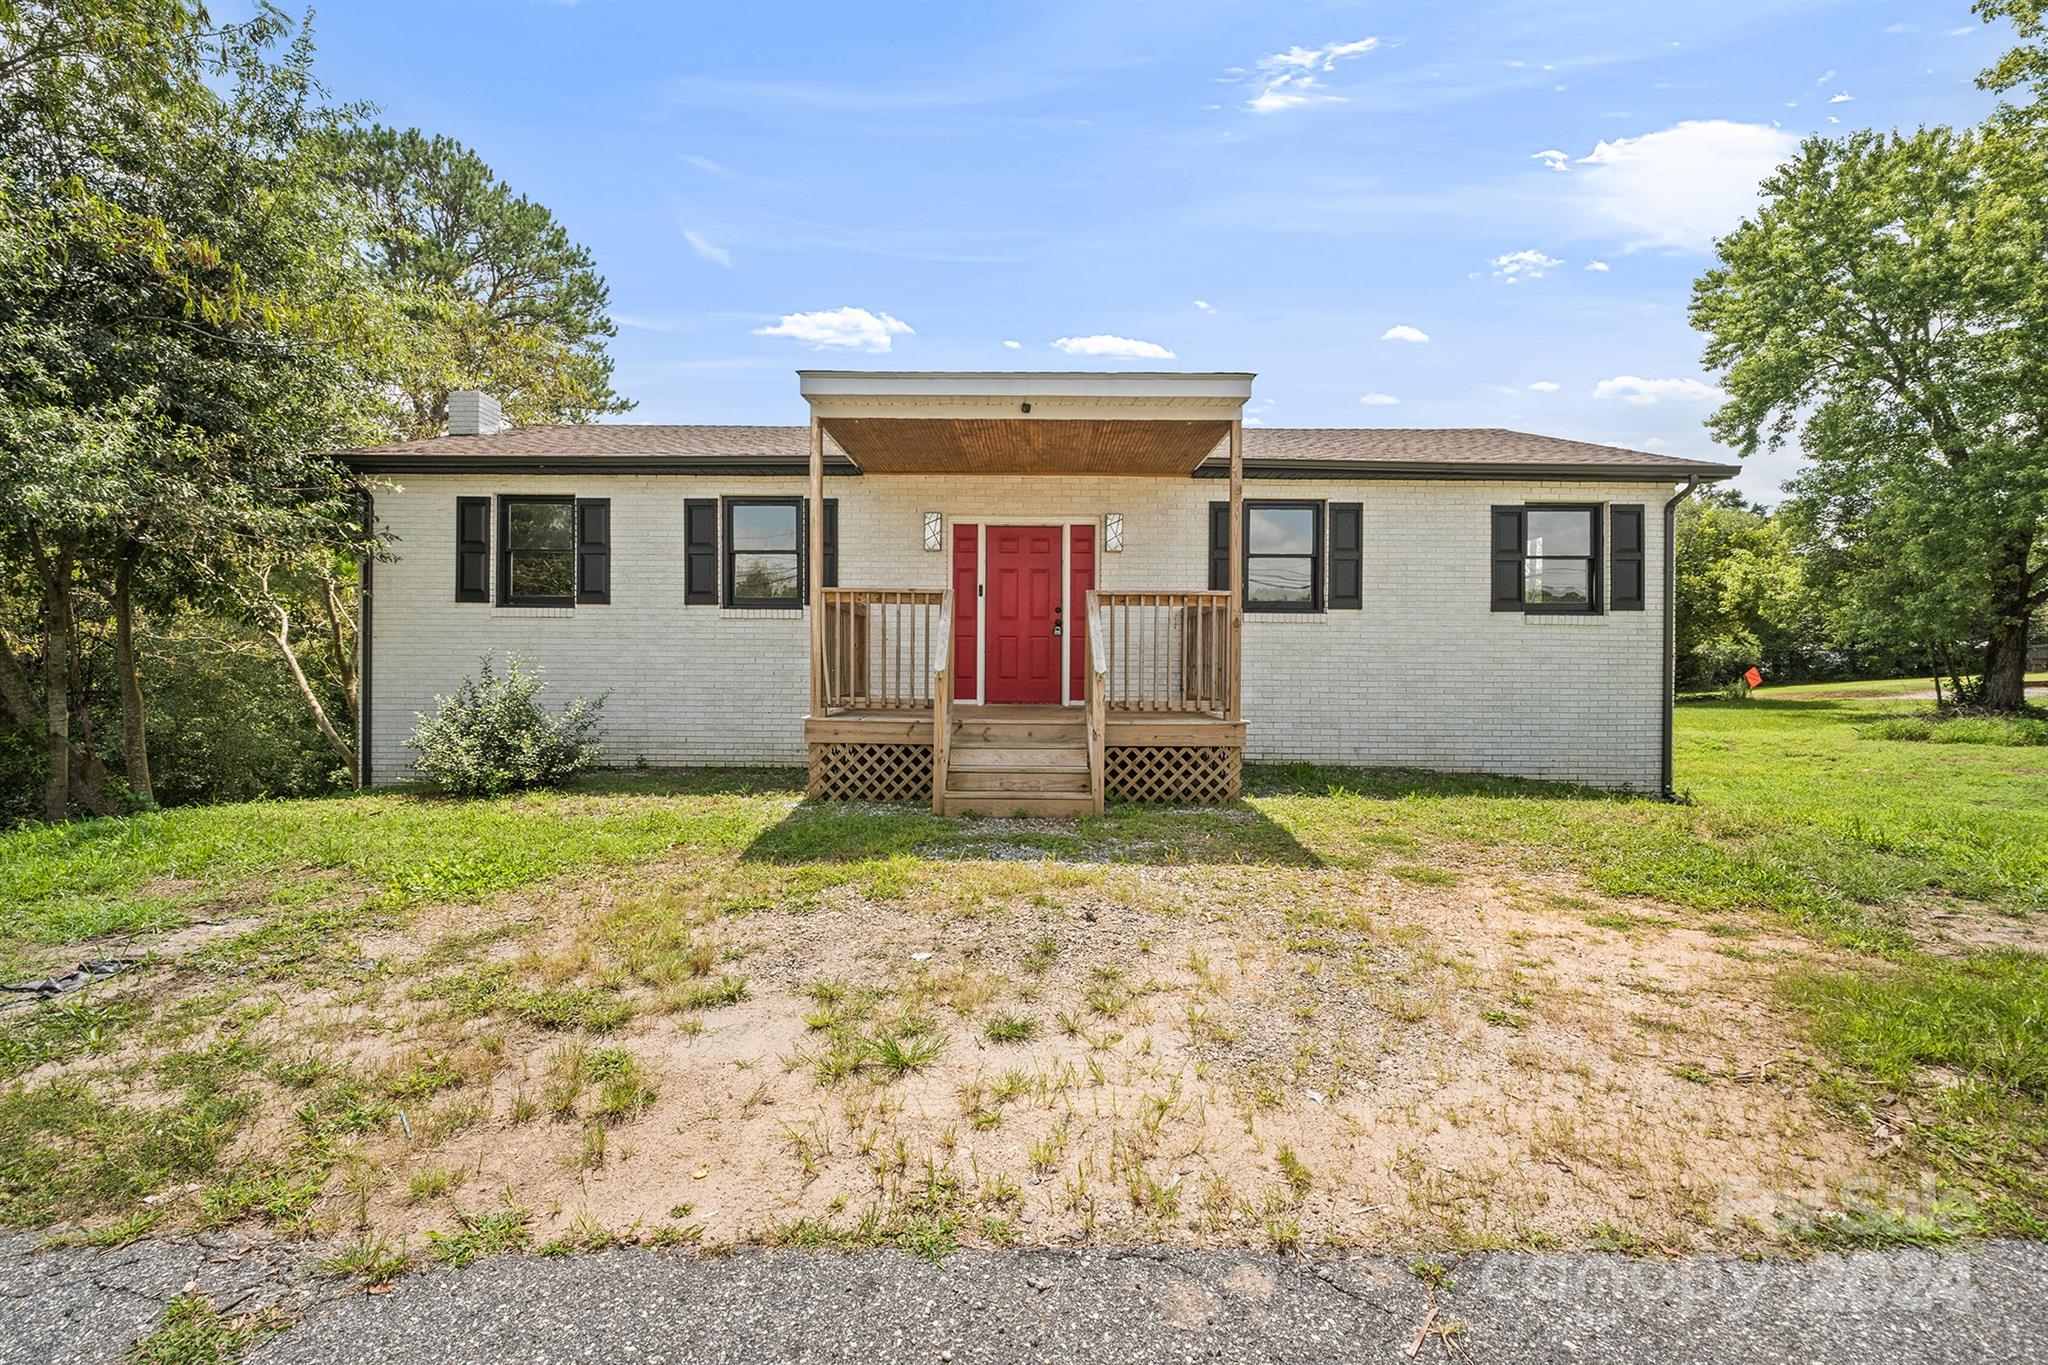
left=5, top=1234, right=2042, bottom=1365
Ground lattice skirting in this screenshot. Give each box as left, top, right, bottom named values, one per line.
left=808, top=742, right=934, bottom=802
left=1105, top=745, right=1242, bottom=805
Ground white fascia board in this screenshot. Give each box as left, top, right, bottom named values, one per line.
left=797, top=370, right=1256, bottom=404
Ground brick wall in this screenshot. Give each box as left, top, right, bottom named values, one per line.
left=366, top=473, right=1672, bottom=791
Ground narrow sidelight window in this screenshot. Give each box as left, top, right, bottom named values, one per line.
left=498, top=496, right=576, bottom=607
left=723, top=496, right=803, bottom=608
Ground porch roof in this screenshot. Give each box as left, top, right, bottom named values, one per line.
left=798, top=370, right=1255, bottom=477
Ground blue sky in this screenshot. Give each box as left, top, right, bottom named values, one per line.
left=293, top=0, right=2012, bottom=499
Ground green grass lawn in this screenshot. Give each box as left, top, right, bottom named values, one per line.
left=9, top=684, right=2040, bottom=966
left=3, top=682, right=2045, bottom=1243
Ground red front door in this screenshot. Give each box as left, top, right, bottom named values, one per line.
left=984, top=525, right=1063, bottom=704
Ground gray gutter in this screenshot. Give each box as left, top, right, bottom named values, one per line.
left=338, top=456, right=864, bottom=476
left=1661, top=476, right=1701, bottom=800
left=1194, top=459, right=1741, bottom=483
left=339, top=455, right=1738, bottom=482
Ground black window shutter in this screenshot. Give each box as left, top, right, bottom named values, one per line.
left=575, top=499, right=611, bottom=604
left=1491, top=506, right=1525, bottom=611
left=1611, top=504, right=1645, bottom=611
left=1208, top=501, right=1229, bottom=591
left=822, top=498, right=839, bottom=589
left=455, top=497, right=490, bottom=602
left=1328, top=502, right=1363, bottom=609
left=684, top=498, right=718, bottom=605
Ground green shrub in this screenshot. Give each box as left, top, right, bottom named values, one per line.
left=407, top=656, right=605, bottom=796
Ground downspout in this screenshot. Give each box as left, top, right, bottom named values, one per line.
left=358, top=490, right=374, bottom=789
left=1660, top=476, right=1699, bottom=800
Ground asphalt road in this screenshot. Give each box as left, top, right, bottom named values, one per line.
left=4, top=1234, right=2042, bottom=1365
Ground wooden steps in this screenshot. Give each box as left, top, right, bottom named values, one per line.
left=938, top=706, right=1094, bottom=816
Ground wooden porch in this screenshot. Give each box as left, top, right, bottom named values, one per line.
left=802, top=588, right=1247, bottom=814
left=796, top=372, right=1250, bottom=813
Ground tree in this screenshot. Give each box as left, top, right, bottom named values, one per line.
left=1674, top=490, right=1823, bottom=689
left=1690, top=122, right=2048, bottom=710
left=1, top=0, right=393, bottom=818
left=334, top=125, right=630, bottom=438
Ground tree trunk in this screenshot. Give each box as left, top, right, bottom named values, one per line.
left=114, top=543, right=155, bottom=805
left=0, top=634, right=120, bottom=817
left=1982, top=614, right=2031, bottom=711
left=1981, top=532, right=2038, bottom=713
left=323, top=575, right=359, bottom=731
left=265, top=600, right=357, bottom=772
left=37, top=542, right=74, bottom=821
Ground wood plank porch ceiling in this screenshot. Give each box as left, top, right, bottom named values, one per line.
left=820, top=416, right=1233, bottom=476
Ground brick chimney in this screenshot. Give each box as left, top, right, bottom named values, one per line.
left=446, top=390, right=507, bottom=437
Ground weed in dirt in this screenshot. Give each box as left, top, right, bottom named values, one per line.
left=127, top=1293, right=287, bottom=1365
left=1023, top=936, right=1060, bottom=974
left=983, top=1014, right=1039, bottom=1044
left=406, top=1168, right=465, bottom=1205
left=872, top=1031, right=946, bottom=1077
left=1276, top=1146, right=1314, bottom=1199
left=672, top=976, right=749, bottom=1012
left=588, top=1048, right=658, bottom=1124
left=513, top=986, right=634, bottom=1032
left=323, top=1235, right=411, bottom=1286
left=427, top=1207, right=533, bottom=1267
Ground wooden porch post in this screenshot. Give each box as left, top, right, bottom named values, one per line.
left=808, top=414, right=825, bottom=716
left=1227, top=418, right=1244, bottom=722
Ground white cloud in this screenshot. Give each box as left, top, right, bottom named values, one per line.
left=755, top=307, right=913, bottom=353
left=1829, top=91, right=1855, bottom=103
left=1491, top=248, right=1563, bottom=282
left=1050, top=334, right=1176, bottom=360
left=1585, top=260, right=1611, bottom=271
left=1381, top=324, right=1430, bottom=343
left=1527, top=380, right=1562, bottom=392
left=1815, top=69, right=1835, bottom=85
left=1948, top=25, right=1975, bottom=36
left=682, top=229, right=732, bottom=268
left=1238, top=38, right=1380, bottom=113
left=1358, top=392, right=1400, bottom=406
left=1568, top=120, right=1801, bottom=252
left=1193, top=299, right=1214, bottom=312
left=681, top=154, right=735, bottom=178
left=1592, top=375, right=1724, bottom=405
left=1532, top=149, right=1570, bottom=172
left=1002, top=339, right=1021, bottom=349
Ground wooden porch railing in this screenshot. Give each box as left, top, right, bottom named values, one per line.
left=818, top=588, right=950, bottom=711
left=1085, top=593, right=1108, bottom=814
left=931, top=590, right=953, bottom=813
left=1091, top=590, right=1234, bottom=715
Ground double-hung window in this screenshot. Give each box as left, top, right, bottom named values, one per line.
left=498, top=497, right=576, bottom=607
left=724, top=497, right=803, bottom=608
left=1244, top=501, right=1323, bottom=613
left=1492, top=504, right=1601, bottom=614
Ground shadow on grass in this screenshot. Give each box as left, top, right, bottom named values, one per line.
left=1249, top=761, right=1639, bottom=804
left=565, top=767, right=808, bottom=798
left=740, top=794, right=1322, bottom=867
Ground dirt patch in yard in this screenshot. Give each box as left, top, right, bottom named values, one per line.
left=45, top=854, right=1890, bottom=1259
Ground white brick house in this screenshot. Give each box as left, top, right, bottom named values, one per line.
left=342, top=372, right=1735, bottom=810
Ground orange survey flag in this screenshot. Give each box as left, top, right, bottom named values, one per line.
left=1743, top=666, right=1763, bottom=689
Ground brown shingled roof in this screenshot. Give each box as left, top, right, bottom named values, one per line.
left=338, top=423, right=1737, bottom=478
